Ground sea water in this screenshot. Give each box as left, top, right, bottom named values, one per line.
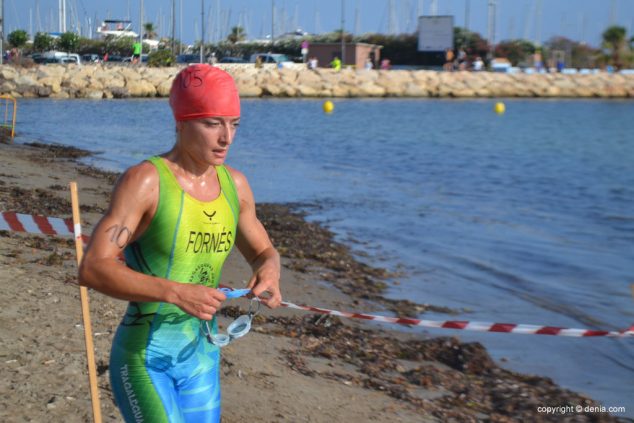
left=16, top=98, right=634, bottom=415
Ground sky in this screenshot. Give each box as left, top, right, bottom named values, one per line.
left=7, top=0, right=634, bottom=48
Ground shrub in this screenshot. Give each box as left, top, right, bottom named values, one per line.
left=8, top=30, right=28, bottom=49
left=33, top=32, right=55, bottom=52
left=59, top=32, right=80, bottom=52
left=148, top=49, right=176, bottom=67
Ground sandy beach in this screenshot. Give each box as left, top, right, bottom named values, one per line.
left=0, top=141, right=625, bottom=423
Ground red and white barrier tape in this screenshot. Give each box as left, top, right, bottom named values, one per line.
left=278, top=301, right=634, bottom=338
left=3, top=211, right=633, bottom=339
left=0, top=211, right=74, bottom=237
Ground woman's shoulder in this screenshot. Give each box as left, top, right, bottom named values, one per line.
left=222, top=164, right=253, bottom=203
left=223, top=164, right=247, bottom=188
left=115, top=160, right=160, bottom=193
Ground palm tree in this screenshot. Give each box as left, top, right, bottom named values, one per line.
left=227, top=26, right=246, bottom=44
left=602, top=25, right=627, bottom=68
left=144, top=22, right=158, bottom=40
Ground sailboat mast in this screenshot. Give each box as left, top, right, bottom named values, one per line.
left=341, top=0, right=345, bottom=65
left=200, top=0, right=205, bottom=63
left=172, top=0, right=176, bottom=52
left=487, top=0, right=496, bottom=58
left=139, top=0, right=143, bottom=54
left=354, top=0, right=360, bottom=35
left=0, top=0, right=4, bottom=65
left=535, top=0, right=542, bottom=46
left=388, top=0, right=396, bottom=34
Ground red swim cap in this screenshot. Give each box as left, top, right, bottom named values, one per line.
left=169, top=64, right=240, bottom=121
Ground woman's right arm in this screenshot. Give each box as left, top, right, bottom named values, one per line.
left=78, top=162, right=225, bottom=320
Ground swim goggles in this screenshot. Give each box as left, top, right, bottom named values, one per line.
left=200, top=287, right=260, bottom=348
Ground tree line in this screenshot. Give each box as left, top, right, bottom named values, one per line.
left=4, top=23, right=634, bottom=69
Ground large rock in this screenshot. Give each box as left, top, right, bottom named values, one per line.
left=38, top=77, right=62, bottom=94
left=50, top=91, right=70, bottom=99
left=238, top=84, right=263, bottom=97
left=261, top=83, right=283, bottom=96
left=36, top=65, right=66, bottom=78
left=278, top=68, right=298, bottom=85
left=330, top=83, right=351, bottom=97
left=14, top=74, right=38, bottom=87
left=402, top=82, right=428, bottom=97
left=296, top=70, right=324, bottom=86
left=156, top=79, right=173, bottom=97
left=295, top=84, right=320, bottom=97
left=109, top=87, right=130, bottom=98
left=35, top=86, right=52, bottom=97
left=0, top=66, right=18, bottom=80
left=85, top=90, right=105, bottom=100
left=356, top=82, right=386, bottom=97
left=126, top=79, right=156, bottom=97
left=0, top=80, right=16, bottom=94
left=65, top=76, right=89, bottom=91
left=143, top=67, right=176, bottom=89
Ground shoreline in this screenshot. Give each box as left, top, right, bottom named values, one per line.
left=1, top=63, right=634, bottom=99
left=0, top=141, right=628, bottom=422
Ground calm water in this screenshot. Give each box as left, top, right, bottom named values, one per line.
left=15, top=98, right=634, bottom=415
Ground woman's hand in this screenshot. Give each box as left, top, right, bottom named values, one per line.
left=247, top=260, right=282, bottom=308
left=170, top=284, right=227, bottom=320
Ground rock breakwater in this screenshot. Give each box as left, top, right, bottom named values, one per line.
left=1, top=63, right=633, bottom=99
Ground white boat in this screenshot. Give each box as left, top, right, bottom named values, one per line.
left=96, top=19, right=159, bottom=49
left=97, top=19, right=139, bottom=39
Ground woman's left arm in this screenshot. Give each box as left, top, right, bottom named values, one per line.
left=229, top=167, right=282, bottom=308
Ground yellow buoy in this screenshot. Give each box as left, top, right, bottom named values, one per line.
left=494, top=102, right=506, bottom=114
left=323, top=100, right=334, bottom=114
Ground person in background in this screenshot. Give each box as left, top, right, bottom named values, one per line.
left=457, top=48, right=467, bottom=71
left=330, top=56, right=342, bottom=71
left=444, top=48, right=455, bottom=71
left=364, top=57, right=373, bottom=70
left=472, top=56, right=484, bottom=72
left=557, top=57, right=565, bottom=73
left=380, top=58, right=391, bottom=70
left=533, top=49, right=543, bottom=72
left=132, top=41, right=142, bottom=65
left=79, top=64, right=282, bottom=422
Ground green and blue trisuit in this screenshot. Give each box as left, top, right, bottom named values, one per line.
left=109, top=156, right=239, bottom=423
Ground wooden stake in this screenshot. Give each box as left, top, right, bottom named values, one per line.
left=69, top=182, right=102, bottom=423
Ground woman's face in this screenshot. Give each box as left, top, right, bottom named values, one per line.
left=177, top=116, right=240, bottom=166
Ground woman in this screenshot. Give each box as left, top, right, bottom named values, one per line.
left=79, top=64, right=281, bottom=422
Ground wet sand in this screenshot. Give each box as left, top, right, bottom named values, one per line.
left=0, top=142, right=624, bottom=422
